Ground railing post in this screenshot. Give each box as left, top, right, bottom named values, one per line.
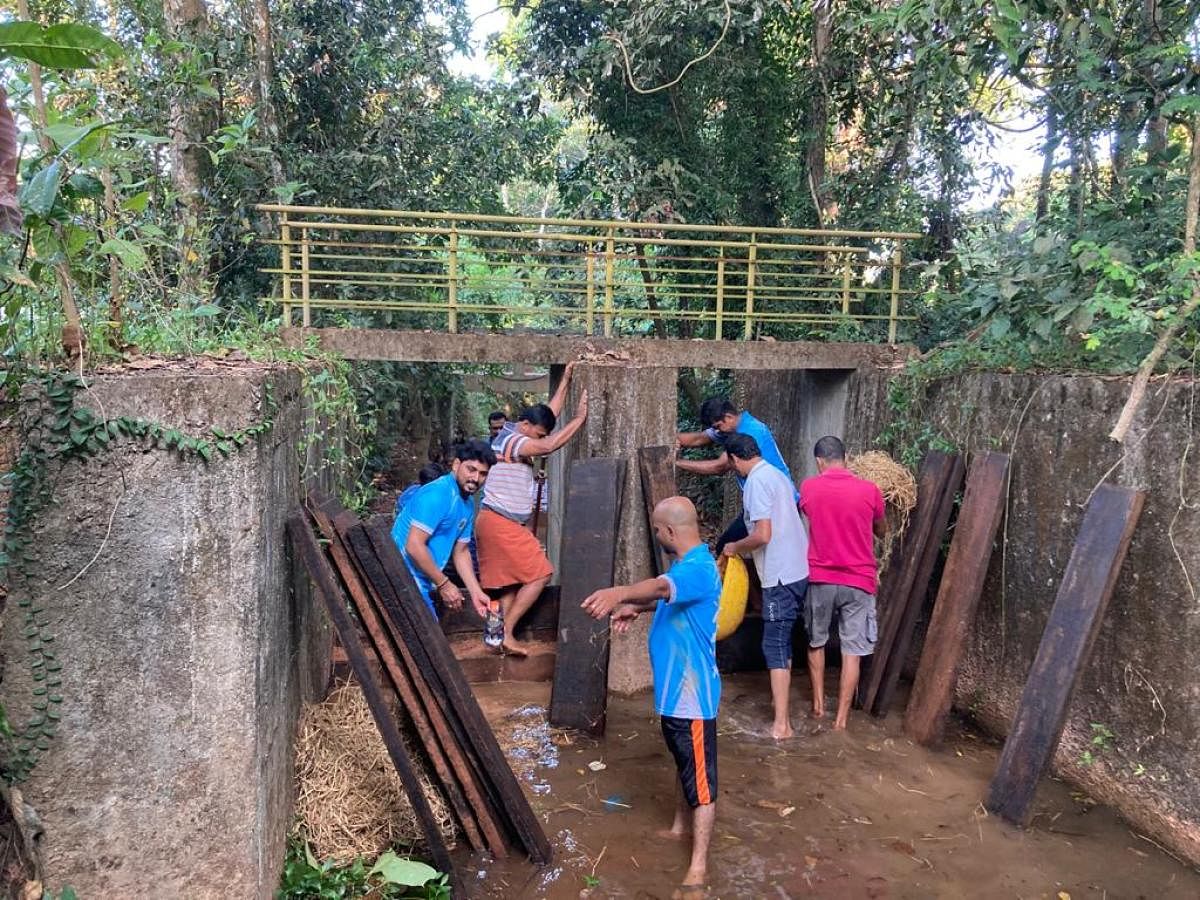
left=888, top=247, right=903, bottom=344
left=841, top=251, right=853, bottom=315
left=300, top=226, right=311, bottom=327
left=715, top=247, right=725, bottom=340
left=448, top=224, right=459, bottom=333
left=280, top=215, right=293, bottom=327
left=585, top=249, right=596, bottom=335
left=603, top=227, right=615, bottom=338
left=743, top=234, right=757, bottom=340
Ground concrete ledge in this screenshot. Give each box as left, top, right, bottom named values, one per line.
left=282, top=327, right=915, bottom=370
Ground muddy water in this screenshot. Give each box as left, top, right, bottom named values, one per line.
left=460, top=675, right=1199, bottom=899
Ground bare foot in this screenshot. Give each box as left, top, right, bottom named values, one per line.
left=832, top=718, right=848, bottom=731
left=501, top=640, right=529, bottom=658
left=655, top=827, right=691, bottom=841
left=807, top=708, right=825, bottom=720
left=671, top=886, right=707, bottom=900
left=771, top=722, right=794, bottom=740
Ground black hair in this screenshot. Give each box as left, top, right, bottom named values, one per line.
left=813, top=435, right=846, bottom=461
left=725, top=433, right=761, bottom=460
left=517, top=402, right=556, bottom=433
left=487, top=410, right=507, bottom=423
left=455, top=438, right=497, bottom=467
left=417, top=462, right=446, bottom=484
left=699, top=397, right=737, bottom=428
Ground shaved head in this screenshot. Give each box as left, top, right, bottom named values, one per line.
left=650, top=496, right=701, bottom=557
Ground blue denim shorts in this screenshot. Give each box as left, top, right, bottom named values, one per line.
left=761, top=578, right=807, bottom=669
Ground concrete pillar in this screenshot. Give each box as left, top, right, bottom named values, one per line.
left=0, top=367, right=323, bottom=898
left=549, top=363, right=678, bottom=694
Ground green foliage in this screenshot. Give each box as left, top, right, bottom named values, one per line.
left=277, top=839, right=449, bottom=899
left=0, top=21, right=121, bottom=69
left=1080, top=723, right=1116, bottom=766
left=0, top=369, right=275, bottom=781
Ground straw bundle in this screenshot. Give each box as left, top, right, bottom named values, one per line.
left=294, top=679, right=456, bottom=864
left=848, top=450, right=918, bottom=573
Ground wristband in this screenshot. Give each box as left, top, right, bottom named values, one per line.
left=435, top=577, right=450, bottom=590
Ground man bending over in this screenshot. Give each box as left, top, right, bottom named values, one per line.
left=799, top=436, right=886, bottom=731
left=722, top=434, right=809, bottom=739
left=582, top=497, right=721, bottom=896
left=392, top=439, right=495, bottom=617
left=477, top=361, right=588, bottom=655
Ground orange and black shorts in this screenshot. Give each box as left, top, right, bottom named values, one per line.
left=661, top=715, right=717, bottom=808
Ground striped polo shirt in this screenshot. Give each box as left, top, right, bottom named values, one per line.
left=482, top=421, right=535, bottom=522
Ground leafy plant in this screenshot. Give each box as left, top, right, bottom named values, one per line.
left=277, top=839, right=449, bottom=900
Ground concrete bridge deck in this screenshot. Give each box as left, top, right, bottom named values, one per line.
left=282, top=327, right=915, bottom=370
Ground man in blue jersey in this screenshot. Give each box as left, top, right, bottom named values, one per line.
left=392, top=439, right=496, bottom=618
left=676, top=396, right=797, bottom=552
left=582, top=496, right=721, bottom=895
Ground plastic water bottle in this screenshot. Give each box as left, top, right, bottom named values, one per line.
left=484, top=601, right=504, bottom=649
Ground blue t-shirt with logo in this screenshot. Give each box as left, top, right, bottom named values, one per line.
left=391, top=472, right=474, bottom=614
left=649, top=545, right=722, bottom=719
left=705, top=410, right=797, bottom=499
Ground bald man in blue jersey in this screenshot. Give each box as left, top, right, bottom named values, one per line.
left=583, top=496, right=721, bottom=895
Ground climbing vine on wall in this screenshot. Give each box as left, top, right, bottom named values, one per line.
left=0, top=370, right=276, bottom=781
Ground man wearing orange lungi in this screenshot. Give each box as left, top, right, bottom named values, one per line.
left=476, top=361, right=589, bottom=655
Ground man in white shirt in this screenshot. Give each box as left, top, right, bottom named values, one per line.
left=722, top=433, right=809, bottom=739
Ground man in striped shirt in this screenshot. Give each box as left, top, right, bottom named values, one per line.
left=477, top=361, right=589, bottom=655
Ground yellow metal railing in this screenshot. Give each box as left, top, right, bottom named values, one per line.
left=256, top=205, right=923, bottom=342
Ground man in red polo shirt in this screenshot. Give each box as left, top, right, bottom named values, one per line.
left=798, top=435, right=886, bottom=731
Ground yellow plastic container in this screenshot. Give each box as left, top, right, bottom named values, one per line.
left=715, top=555, right=749, bottom=640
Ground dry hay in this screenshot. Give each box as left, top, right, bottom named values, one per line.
left=848, top=450, right=918, bottom=574
left=294, top=678, right=456, bottom=864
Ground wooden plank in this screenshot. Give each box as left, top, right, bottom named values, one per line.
left=548, top=457, right=627, bottom=735
left=285, top=513, right=454, bottom=874
left=870, top=452, right=964, bottom=717
left=985, top=484, right=1144, bottom=826
left=307, top=499, right=501, bottom=857
left=904, top=452, right=1011, bottom=746
left=637, top=446, right=676, bottom=576
left=355, top=517, right=555, bottom=865
left=439, top=586, right=560, bottom=636
left=861, top=450, right=961, bottom=712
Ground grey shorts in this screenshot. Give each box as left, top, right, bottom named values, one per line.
left=805, top=582, right=877, bottom=656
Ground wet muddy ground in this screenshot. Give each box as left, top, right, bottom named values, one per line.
left=459, top=674, right=1200, bottom=899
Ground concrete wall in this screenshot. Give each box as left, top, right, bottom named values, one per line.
left=749, top=369, right=1200, bottom=866
left=0, top=365, right=325, bottom=898
left=548, top=363, right=678, bottom=694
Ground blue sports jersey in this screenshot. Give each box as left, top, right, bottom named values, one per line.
left=649, top=545, right=722, bottom=719
left=706, top=411, right=797, bottom=499
left=391, top=472, right=474, bottom=614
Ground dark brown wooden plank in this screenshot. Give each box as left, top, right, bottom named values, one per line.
left=355, top=517, right=555, bottom=865
left=985, top=484, right=1144, bottom=826
left=307, top=499, right=499, bottom=857
left=871, top=452, right=964, bottom=717
left=286, top=513, right=455, bottom=874
left=861, top=451, right=961, bottom=712
left=439, top=586, right=560, bottom=636
left=637, top=446, right=676, bottom=576
left=548, top=457, right=627, bottom=735
left=904, top=452, right=1011, bottom=745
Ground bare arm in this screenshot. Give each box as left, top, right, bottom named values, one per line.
left=724, top=518, right=771, bottom=557
left=675, top=452, right=732, bottom=476
left=547, top=360, right=576, bottom=418
left=405, top=528, right=463, bottom=609
left=452, top=542, right=489, bottom=617
left=581, top=575, right=672, bottom=620
left=517, top=390, right=589, bottom=458
left=677, top=430, right=713, bottom=449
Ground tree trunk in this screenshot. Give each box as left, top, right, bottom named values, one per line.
left=163, top=0, right=217, bottom=299
left=807, top=0, right=833, bottom=225
left=1035, top=106, right=1060, bottom=222
left=248, top=0, right=285, bottom=188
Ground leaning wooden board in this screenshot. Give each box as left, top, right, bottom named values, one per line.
left=862, top=450, right=963, bottom=715
left=549, top=457, right=627, bottom=735
left=286, top=513, right=455, bottom=875
left=637, top=446, right=676, bottom=576
left=985, top=484, right=1145, bottom=826
left=307, top=498, right=502, bottom=857
left=904, top=452, right=1010, bottom=746
left=355, top=516, right=554, bottom=865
